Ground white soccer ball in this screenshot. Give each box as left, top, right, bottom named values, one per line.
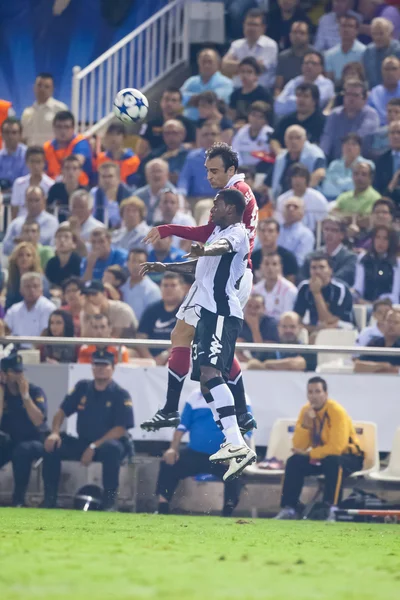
left=113, top=88, right=149, bottom=124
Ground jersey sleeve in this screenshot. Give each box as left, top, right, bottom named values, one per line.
left=29, top=385, right=48, bottom=418
left=61, top=381, right=87, bottom=417
left=221, top=226, right=247, bottom=253
left=158, top=222, right=215, bottom=243
left=113, top=390, right=134, bottom=429
left=335, top=286, right=354, bottom=323
left=177, top=401, right=193, bottom=433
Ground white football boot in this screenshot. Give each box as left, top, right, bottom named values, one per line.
left=209, top=441, right=250, bottom=464
left=223, top=447, right=257, bottom=482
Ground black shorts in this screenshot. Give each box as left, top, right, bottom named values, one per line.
left=191, top=307, right=243, bottom=382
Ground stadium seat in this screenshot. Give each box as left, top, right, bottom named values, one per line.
left=353, top=304, right=367, bottom=332
left=369, top=427, right=400, bottom=482
left=314, top=328, right=358, bottom=373
left=245, top=418, right=296, bottom=477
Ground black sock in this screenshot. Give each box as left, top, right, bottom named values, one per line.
left=163, top=370, right=186, bottom=413
left=228, top=373, right=247, bottom=415
left=158, top=502, right=170, bottom=514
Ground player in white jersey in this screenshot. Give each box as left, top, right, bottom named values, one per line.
left=141, top=188, right=256, bottom=481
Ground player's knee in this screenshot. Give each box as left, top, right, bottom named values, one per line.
left=171, top=320, right=194, bottom=347
left=200, top=366, right=222, bottom=388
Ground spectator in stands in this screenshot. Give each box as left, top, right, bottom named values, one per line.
left=271, top=83, right=326, bottom=151
left=272, top=125, right=326, bottom=198
left=177, top=121, right=219, bottom=199
left=228, top=57, right=272, bottom=124
left=325, top=15, right=366, bottom=84
left=236, top=293, right=279, bottom=363
left=96, top=122, right=140, bottom=187
left=111, top=197, right=149, bottom=251
left=20, top=221, right=54, bottom=270
left=61, top=276, right=84, bottom=337
left=363, top=97, right=400, bottom=160
left=137, top=273, right=184, bottom=365
left=368, top=56, right=400, bottom=126
left=222, top=8, right=278, bottom=90
left=335, top=161, right=381, bottom=215
left=4, top=272, right=55, bottom=337
left=146, top=224, right=186, bottom=285
left=363, top=17, right=400, bottom=89
left=374, top=119, right=400, bottom=208
left=3, top=186, right=58, bottom=256
left=137, top=87, right=196, bottom=158
left=274, top=51, right=334, bottom=118
left=275, top=163, right=328, bottom=232
left=354, top=307, right=400, bottom=373
left=247, top=311, right=315, bottom=371
left=68, top=189, right=104, bottom=244
left=10, top=146, right=54, bottom=219
left=0, top=352, right=48, bottom=507
left=42, top=348, right=134, bottom=510
left=275, top=21, right=315, bottom=94
left=278, top=196, right=315, bottom=267
left=0, top=118, right=27, bottom=192
left=47, top=155, right=86, bottom=222
left=301, top=218, right=357, bottom=287
left=5, top=241, right=50, bottom=311
left=295, top=252, right=354, bottom=332
left=135, top=158, right=175, bottom=224
left=91, top=162, right=131, bottom=228
left=21, top=73, right=67, bottom=147
left=181, top=48, right=233, bottom=122
left=353, top=225, right=400, bottom=303
left=267, top=0, right=311, bottom=51
left=102, top=265, right=127, bottom=301
left=232, top=101, right=273, bottom=167
left=321, top=133, right=373, bottom=201
left=350, top=197, right=396, bottom=250
left=81, top=228, right=128, bottom=282
left=321, top=79, right=380, bottom=161
left=314, top=0, right=361, bottom=51
left=40, top=309, right=77, bottom=364
left=252, top=218, right=298, bottom=283
left=78, top=314, right=129, bottom=364
left=275, top=376, right=363, bottom=521
left=80, top=280, right=137, bottom=338
left=192, top=92, right=234, bottom=145
left=45, top=225, right=81, bottom=288
left=138, top=120, right=189, bottom=187
left=252, top=252, right=298, bottom=319
left=44, top=111, right=92, bottom=186
left=328, top=61, right=367, bottom=112
left=121, top=249, right=162, bottom=322
left=158, top=189, right=196, bottom=249
left=356, top=298, right=393, bottom=346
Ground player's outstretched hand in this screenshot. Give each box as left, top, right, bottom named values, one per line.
left=143, top=227, right=161, bottom=245
left=140, top=262, right=166, bottom=276
left=183, top=243, right=205, bottom=259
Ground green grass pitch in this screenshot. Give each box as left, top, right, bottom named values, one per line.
left=0, top=508, right=400, bottom=600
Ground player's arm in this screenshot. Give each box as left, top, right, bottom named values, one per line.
left=185, top=239, right=233, bottom=259
left=140, top=259, right=198, bottom=277
left=144, top=222, right=214, bottom=246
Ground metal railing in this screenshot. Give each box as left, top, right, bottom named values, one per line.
left=71, top=0, right=189, bottom=136
left=2, top=336, right=400, bottom=357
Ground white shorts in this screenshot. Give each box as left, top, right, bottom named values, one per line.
left=176, top=269, right=253, bottom=328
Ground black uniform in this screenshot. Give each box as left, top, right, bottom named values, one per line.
left=0, top=383, right=48, bottom=505
left=42, top=379, right=134, bottom=508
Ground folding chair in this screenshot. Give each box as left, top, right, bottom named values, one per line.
left=245, top=419, right=296, bottom=477
left=353, top=304, right=367, bottom=332
left=369, top=427, right=400, bottom=482
left=315, top=328, right=358, bottom=373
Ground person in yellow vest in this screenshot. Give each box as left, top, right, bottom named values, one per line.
left=0, top=99, right=15, bottom=147
left=96, top=122, right=140, bottom=187
left=275, top=376, right=364, bottom=521
left=43, top=111, right=93, bottom=186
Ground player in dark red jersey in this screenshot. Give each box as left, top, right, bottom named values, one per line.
left=141, top=143, right=258, bottom=433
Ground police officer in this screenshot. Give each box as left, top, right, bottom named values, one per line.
left=0, top=353, right=48, bottom=506
left=42, top=349, right=134, bottom=510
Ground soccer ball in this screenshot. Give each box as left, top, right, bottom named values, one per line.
left=113, top=88, right=149, bottom=124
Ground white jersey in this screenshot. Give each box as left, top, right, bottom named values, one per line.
left=231, top=124, right=274, bottom=167
left=194, top=222, right=250, bottom=319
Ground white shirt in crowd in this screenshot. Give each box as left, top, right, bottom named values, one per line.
left=253, top=276, right=298, bottom=320
left=225, top=35, right=278, bottom=89
left=11, top=174, right=55, bottom=216
left=5, top=296, right=56, bottom=338
left=21, top=97, right=68, bottom=146
left=231, top=124, right=273, bottom=166
left=356, top=323, right=384, bottom=347
left=79, top=215, right=105, bottom=242
left=275, top=188, right=329, bottom=232
left=354, top=253, right=400, bottom=304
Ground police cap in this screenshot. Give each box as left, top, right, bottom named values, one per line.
left=92, top=349, right=115, bottom=366
left=1, top=352, right=24, bottom=373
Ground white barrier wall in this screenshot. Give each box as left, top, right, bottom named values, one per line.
left=26, top=364, right=400, bottom=452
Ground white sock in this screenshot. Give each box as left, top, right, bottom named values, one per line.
left=207, top=380, right=245, bottom=447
